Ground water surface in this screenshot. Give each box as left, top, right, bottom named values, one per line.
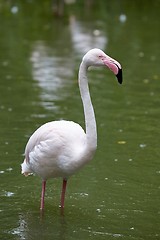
left=0, top=1, right=160, bottom=239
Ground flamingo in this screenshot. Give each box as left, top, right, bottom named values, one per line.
left=21, top=48, right=122, bottom=210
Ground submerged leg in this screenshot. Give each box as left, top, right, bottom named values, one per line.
left=40, top=180, right=46, bottom=210
left=60, top=179, right=67, bottom=208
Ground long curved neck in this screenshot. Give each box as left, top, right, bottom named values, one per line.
left=78, top=61, right=97, bottom=154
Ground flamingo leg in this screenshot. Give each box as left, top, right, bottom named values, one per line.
left=60, top=179, right=67, bottom=208
left=40, top=180, right=46, bottom=210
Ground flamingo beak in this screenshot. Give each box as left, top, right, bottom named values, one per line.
left=116, top=67, right=123, bottom=84
left=102, top=57, right=123, bottom=84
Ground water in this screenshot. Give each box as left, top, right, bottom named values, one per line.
left=0, top=0, right=160, bottom=239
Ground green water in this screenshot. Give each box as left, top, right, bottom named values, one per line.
left=0, top=1, right=160, bottom=239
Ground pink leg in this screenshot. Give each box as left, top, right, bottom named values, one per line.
left=40, top=180, right=46, bottom=210
left=60, top=179, right=67, bottom=208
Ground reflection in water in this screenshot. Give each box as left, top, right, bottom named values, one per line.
left=30, top=16, right=107, bottom=112
left=10, top=209, right=125, bottom=240
left=69, top=16, right=107, bottom=56
left=11, top=211, right=67, bottom=240
left=30, top=41, right=73, bottom=110
left=11, top=214, right=27, bottom=240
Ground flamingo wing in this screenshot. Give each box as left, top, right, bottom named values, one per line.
left=22, top=120, right=86, bottom=179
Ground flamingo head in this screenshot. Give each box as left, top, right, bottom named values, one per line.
left=83, top=48, right=122, bottom=84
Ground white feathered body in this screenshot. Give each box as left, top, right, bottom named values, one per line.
left=21, top=120, right=94, bottom=180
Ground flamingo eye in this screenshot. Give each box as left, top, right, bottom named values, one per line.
left=98, top=55, right=105, bottom=59
left=98, top=55, right=104, bottom=60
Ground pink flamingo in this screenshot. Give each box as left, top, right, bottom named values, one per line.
left=21, top=48, right=122, bottom=210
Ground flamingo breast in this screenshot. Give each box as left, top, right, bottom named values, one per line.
left=23, top=120, right=87, bottom=180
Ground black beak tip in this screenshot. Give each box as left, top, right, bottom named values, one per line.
left=116, top=68, right=123, bottom=84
